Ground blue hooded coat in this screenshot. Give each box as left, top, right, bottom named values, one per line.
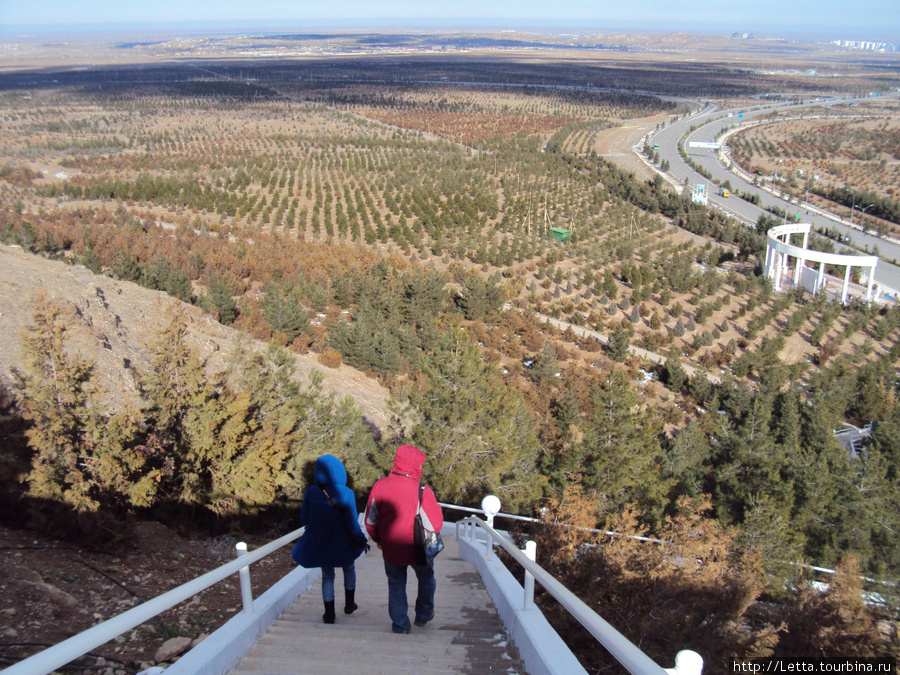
left=293, top=455, right=368, bottom=569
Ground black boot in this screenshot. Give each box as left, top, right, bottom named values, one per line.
left=344, top=588, right=358, bottom=615
left=323, top=600, right=336, bottom=624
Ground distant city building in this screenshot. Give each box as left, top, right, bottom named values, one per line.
left=830, top=40, right=897, bottom=52
left=731, top=32, right=755, bottom=40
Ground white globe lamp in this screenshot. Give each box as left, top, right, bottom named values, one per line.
left=481, top=495, right=501, bottom=527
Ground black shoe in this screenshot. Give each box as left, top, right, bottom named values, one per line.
left=344, top=589, right=358, bottom=615
left=414, top=611, right=434, bottom=627
left=323, top=600, right=336, bottom=624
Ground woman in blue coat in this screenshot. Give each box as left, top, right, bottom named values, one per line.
left=293, top=454, right=369, bottom=623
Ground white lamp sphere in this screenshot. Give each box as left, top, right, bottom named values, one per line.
left=481, top=495, right=501, bottom=517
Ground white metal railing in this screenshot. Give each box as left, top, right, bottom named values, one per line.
left=441, top=500, right=666, bottom=542
left=442, top=502, right=893, bottom=586
left=438, top=500, right=538, bottom=522
left=455, top=497, right=703, bottom=675
left=1, top=526, right=305, bottom=675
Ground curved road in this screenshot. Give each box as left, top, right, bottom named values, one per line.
left=643, top=93, right=900, bottom=293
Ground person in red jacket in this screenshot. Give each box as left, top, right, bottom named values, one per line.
left=364, top=444, right=443, bottom=634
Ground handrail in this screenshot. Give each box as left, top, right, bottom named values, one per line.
left=438, top=501, right=537, bottom=522
left=441, top=501, right=666, bottom=543
left=2, top=526, right=305, bottom=675
left=456, top=514, right=677, bottom=675
left=442, top=503, right=893, bottom=585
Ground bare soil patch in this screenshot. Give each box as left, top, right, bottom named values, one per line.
left=0, top=520, right=295, bottom=672
left=592, top=112, right=670, bottom=182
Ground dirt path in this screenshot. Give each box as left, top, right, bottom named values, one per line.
left=592, top=113, right=670, bottom=182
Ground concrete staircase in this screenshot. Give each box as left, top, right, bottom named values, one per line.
left=226, top=535, right=523, bottom=675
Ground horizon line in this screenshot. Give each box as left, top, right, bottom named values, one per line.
left=0, top=20, right=895, bottom=45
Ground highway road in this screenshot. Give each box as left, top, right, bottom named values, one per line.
left=643, top=93, right=900, bottom=294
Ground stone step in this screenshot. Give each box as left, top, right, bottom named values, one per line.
left=246, top=635, right=497, bottom=658
left=233, top=651, right=521, bottom=674
left=257, top=625, right=507, bottom=645
left=267, top=616, right=504, bottom=635
left=230, top=662, right=520, bottom=675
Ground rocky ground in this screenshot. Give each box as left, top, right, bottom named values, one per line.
left=0, top=520, right=295, bottom=673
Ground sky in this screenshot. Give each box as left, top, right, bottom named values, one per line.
left=1, top=0, right=898, bottom=42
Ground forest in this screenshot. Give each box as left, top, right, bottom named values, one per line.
left=1, top=55, right=899, bottom=669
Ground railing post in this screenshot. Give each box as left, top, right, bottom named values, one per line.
left=481, top=495, right=501, bottom=555
left=235, top=542, right=254, bottom=614
left=664, top=649, right=704, bottom=675
left=523, top=540, right=536, bottom=610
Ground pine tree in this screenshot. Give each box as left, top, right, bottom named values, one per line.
left=19, top=299, right=96, bottom=508
left=18, top=297, right=155, bottom=511
left=664, top=350, right=687, bottom=393
left=662, top=419, right=710, bottom=497
left=713, top=390, right=794, bottom=528
left=208, top=275, right=238, bottom=325
left=227, top=343, right=381, bottom=503
left=529, top=340, right=560, bottom=384
left=689, top=372, right=712, bottom=407
left=408, top=327, right=545, bottom=510
left=575, top=369, right=669, bottom=520
left=139, top=306, right=217, bottom=505
left=402, top=268, right=447, bottom=326
left=261, top=282, right=312, bottom=343
left=606, top=323, right=630, bottom=362
left=456, top=273, right=504, bottom=320
left=80, top=246, right=102, bottom=274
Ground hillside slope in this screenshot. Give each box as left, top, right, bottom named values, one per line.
left=0, top=244, right=394, bottom=433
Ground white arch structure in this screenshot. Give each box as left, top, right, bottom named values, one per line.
left=765, top=223, right=879, bottom=304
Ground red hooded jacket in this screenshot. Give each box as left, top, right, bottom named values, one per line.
left=364, top=445, right=444, bottom=566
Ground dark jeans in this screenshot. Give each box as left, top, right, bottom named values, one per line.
left=320, top=563, right=356, bottom=603
left=383, top=559, right=435, bottom=633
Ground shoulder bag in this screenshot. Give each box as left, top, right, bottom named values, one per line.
left=413, top=484, right=444, bottom=566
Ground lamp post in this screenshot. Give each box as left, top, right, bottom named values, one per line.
left=481, top=495, right=501, bottom=554
left=481, top=495, right=501, bottom=528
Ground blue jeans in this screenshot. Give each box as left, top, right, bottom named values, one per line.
left=321, top=563, right=356, bottom=603
left=384, top=559, right=435, bottom=634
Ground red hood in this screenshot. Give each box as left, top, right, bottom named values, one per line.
left=391, top=445, right=426, bottom=480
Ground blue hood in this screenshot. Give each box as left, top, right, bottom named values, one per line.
left=315, top=454, right=347, bottom=488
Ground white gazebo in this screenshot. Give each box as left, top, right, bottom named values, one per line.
left=764, top=223, right=879, bottom=303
